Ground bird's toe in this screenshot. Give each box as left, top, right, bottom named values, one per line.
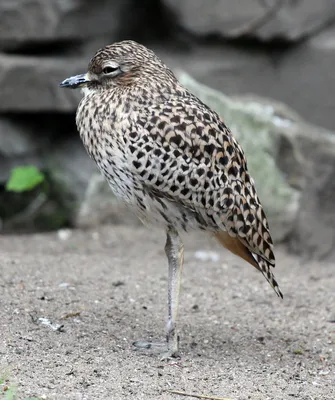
left=132, top=339, right=179, bottom=359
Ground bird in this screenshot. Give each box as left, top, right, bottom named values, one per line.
left=60, top=40, right=283, bottom=359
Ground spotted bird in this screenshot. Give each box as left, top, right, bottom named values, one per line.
left=60, top=40, right=283, bottom=359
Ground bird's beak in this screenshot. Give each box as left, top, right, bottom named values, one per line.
left=59, top=73, right=90, bottom=89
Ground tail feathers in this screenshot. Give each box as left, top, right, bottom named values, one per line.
left=215, top=231, right=258, bottom=268
left=215, top=232, right=283, bottom=299
left=251, top=252, right=283, bottom=299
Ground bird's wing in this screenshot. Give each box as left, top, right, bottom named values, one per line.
left=127, top=95, right=282, bottom=297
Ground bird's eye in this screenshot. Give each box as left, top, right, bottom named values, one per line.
left=102, top=66, right=119, bottom=74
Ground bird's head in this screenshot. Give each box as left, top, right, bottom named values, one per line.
left=60, top=40, right=176, bottom=94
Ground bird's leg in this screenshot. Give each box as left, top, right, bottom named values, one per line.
left=164, top=226, right=184, bottom=358
left=132, top=227, right=184, bottom=359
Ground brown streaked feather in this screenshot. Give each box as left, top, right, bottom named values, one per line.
left=215, top=231, right=259, bottom=270
left=74, top=40, right=283, bottom=299
left=215, top=231, right=283, bottom=299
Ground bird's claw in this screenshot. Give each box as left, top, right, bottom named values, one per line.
left=132, top=339, right=179, bottom=359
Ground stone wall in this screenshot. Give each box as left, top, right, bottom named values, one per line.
left=1, top=0, right=335, bottom=259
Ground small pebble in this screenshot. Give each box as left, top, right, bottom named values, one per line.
left=57, top=229, right=72, bottom=241
left=194, top=250, right=220, bottom=262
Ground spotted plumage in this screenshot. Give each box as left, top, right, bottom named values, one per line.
left=60, top=40, right=282, bottom=358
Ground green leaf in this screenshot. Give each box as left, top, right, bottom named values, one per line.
left=6, top=166, right=45, bottom=193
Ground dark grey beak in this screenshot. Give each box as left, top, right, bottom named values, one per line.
left=59, top=73, right=89, bottom=89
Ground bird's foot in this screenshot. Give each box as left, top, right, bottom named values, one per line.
left=160, top=348, right=180, bottom=361
left=132, top=339, right=180, bottom=360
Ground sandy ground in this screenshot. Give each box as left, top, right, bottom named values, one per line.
left=0, top=225, right=334, bottom=400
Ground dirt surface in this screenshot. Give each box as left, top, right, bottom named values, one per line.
left=0, top=225, right=334, bottom=400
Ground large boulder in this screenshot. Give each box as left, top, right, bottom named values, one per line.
left=163, top=0, right=335, bottom=42
left=260, top=26, right=335, bottom=130
left=288, top=124, right=335, bottom=259
left=0, top=0, right=124, bottom=51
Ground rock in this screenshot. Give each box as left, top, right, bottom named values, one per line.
left=261, top=26, right=335, bottom=130
left=0, top=53, right=85, bottom=112
left=163, top=0, right=335, bottom=42
left=156, top=44, right=274, bottom=103
left=0, top=0, right=124, bottom=51
left=178, top=72, right=304, bottom=242
left=288, top=124, right=335, bottom=259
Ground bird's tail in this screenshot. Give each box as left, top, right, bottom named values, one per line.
left=250, top=251, right=283, bottom=299
left=215, top=232, right=283, bottom=299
